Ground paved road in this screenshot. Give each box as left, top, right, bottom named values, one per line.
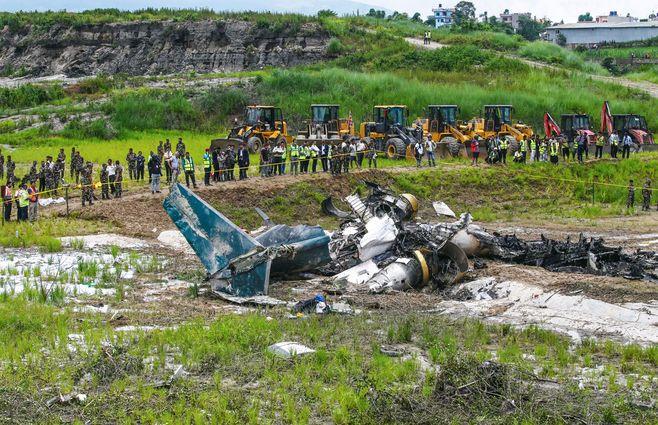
left=404, top=37, right=658, bottom=98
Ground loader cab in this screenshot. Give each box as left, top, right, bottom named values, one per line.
left=428, top=105, right=459, bottom=132
left=484, top=105, right=513, bottom=132
left=374, top=105, right=408, bottom=133
left=613, top=114, right=649, bottom=133
left=561, top=114, right=591, bottom=132
left=311, top=104, right=340, bottom=131
left=244, top=106, right=284, bottom=131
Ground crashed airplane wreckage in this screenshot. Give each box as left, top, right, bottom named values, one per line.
left=163, top=183, right=658, bottom=297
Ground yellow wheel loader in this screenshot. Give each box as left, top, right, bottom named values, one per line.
left=465, top=105, right=534, bottom=153
left=296, top=104, right=356, bottom=143
left=420, top=105, right=469, bottom=158
left=359, top=105, right=423, bottom=159
left=210, top=105, right=292, bottom=153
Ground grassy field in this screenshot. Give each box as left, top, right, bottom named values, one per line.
left=1, top=294, right=656, bottom=423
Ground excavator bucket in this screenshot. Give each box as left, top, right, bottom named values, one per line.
left=436, top=139, right=468, bottom=159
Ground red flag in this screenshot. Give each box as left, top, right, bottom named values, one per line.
left=601, top=101, right=613, bottom=134
left=543, top=112, right=561, bottom=137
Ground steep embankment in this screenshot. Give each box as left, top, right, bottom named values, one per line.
left=0, top=20, right=330, bottom=77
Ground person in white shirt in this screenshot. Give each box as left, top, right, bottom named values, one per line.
left=309, top=141, right=320, bottom=173
left=622, top=133, right=633, bottom=159
left=425, top=135, right=436, bottom=167
left=163, top=149, right=174, bottom=183
left=106, top=159, right=116, bottom=196
left=355, top=140, right=366, bottom=169
left=170, top=152, right=180, bottom=184
left=414, top=140, right=424, bottom=167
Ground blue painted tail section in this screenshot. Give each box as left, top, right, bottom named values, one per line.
left=163, top=184, right=261, bottom=275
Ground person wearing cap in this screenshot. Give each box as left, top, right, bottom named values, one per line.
left=203, top=148, right=212, bottom=186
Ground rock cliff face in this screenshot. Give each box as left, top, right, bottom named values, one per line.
left=0, top=20, right=330, bottom=77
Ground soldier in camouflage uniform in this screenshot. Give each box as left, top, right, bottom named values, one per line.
left=627, top=180, right=635, bottom=209
left=38, top=161, right=46, bottom=192
left=642, top=178, right=652, bottom=211
left=75, top=151, right=85, bottom=184
left=126, top=148, right=136, bottom=180
left=176, top=138, right=186, bottom=156
left=100, top=163, right=110, bottom=200
left=44, top=156, right=54, bottom=193
left=0, top=150, right=4, bottom=180
left=6, top=156, right=15, bottom=185
left=114, top=160, right=123, bottom=198
left=81, top=162, right=94, bottom=206
left=57, top=148, right=66, bottom=179
left=28, top=161, right=38, bottom=185
left=341, top=140, right=350, bottom=174
left=70, top=147, right=76, bottom=180
left=52, top=159, right=63, bottom=195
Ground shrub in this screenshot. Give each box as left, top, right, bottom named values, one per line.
left=0, top=84, right=65, bottom=109
left=107, top=91, right=200, bottom=131
left=61, top=118, right=117, bottom=140
left=326, top=37, right=345, bottom=56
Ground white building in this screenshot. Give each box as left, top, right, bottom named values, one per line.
left=431, top=4, right=454, bottom=28
left=545, top=21, right=658, bottom=46
left=499, top=12, right=532, bottom=31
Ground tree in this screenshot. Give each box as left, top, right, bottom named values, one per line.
left=367, top=8, right=386, bottom=19
left=517, top=15, right=545, bottom=41
left=453, top=1, right=476, bottom=25
left=556, top=33, right=567, bottom=46
left=317, top=9, right=336, bottom=18
left=578, top=12, right=593, bottom=22
left=425, top=16, right=436, bottom=27
left=411, top=12, right=422, bottom=22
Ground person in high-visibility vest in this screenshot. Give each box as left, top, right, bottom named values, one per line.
left=529, top=138, right=537, bottom=162
left=16, top=183, right=29, bottom=222
left=499, top=137, right=508, bottom=164
left=203, top=148, right=212, bottom=186
left=539, top=140, right=547, bottom=162
left=289, top=141, right=299, bottom=176
left=310, top=141, right=319, bottom=173
left=519, top=136, right=527, bottom=163
left=549, top=138, right=559, bottom=165
left=595, top=133, right=605, bottom=159
left=182, top=151, right=197, bottom=189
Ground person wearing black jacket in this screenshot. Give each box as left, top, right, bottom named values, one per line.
left=148, top=152, right=162, bottom=193
left=237, top=143, right=250, bottom=180
left=212, top=148, right=220, bottom=182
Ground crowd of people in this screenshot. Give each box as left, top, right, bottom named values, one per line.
left=468, top=130, right=636, bottom=167
left=2, top=128, right=656, bottom=222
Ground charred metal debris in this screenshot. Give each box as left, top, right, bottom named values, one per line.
left=163, top=182, right=658, bottom=297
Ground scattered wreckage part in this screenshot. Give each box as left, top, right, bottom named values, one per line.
left=367, top=255, right=427, bottom=294
left=163, top=183, right=271, bottom=297
left=211, top=290, right=288, bottom=307
left=357, top=216, right=398, bottom=261
left=433, top=241, right=469, bottom=285
left=345, top=194, right=374, bottom=222
left=321, top=197, right=352, bottom=219
left=449, top=228, right=485, bottom=257
left=399, top=194, right=419, bottom=219
left=254, top=207, right=273, bottom=227
left=255, top=224, right=332, bottom=277
left=432, top=201, right=456, bottom=218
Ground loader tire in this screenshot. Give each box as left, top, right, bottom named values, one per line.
left=248, top=137, right=262, bottom=154
left=386, top=138, right=406, bottom=159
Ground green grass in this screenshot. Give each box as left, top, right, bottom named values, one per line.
left=519, top=41, right=608, bottom=74
left=0, top=298, right=655, bottom=423
left=257, top=66, right=654, bottom=132
left=0, top=218, right=115, bottom=249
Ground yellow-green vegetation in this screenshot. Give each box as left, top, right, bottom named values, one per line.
left=0, top=218, right=115, bottom=250
left=0, top=297, right=655, bottom=423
